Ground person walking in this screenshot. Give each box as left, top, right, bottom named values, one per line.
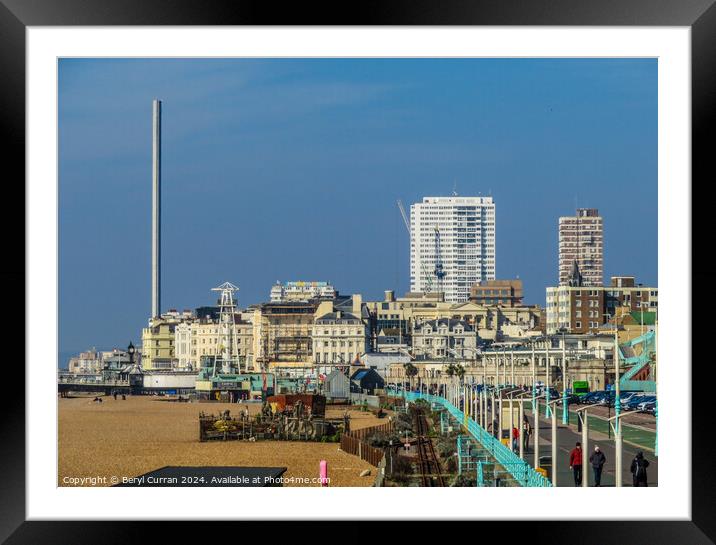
left=589, top=445, right=606, bottom=486
left=511, top=426, right=520, bottom=453
left=630, top=451, right=650, bottom=487
left=569, top=442, right=583, bottom=486
left=522, top=416, right=532, bottom=450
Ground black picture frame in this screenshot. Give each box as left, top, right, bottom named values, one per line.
left=2, top=0, right=710, bottom=541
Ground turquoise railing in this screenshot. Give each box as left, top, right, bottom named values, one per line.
left=390, top=390, right=552, bottom=487
left=619, top=330, right=656, bottom=388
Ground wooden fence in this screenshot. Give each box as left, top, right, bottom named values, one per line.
left=340, top=420, right=394, bottom=468
left=347, top=421, right=393, bottom=440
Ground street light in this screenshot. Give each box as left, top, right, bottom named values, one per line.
left=546, top=398, right=561, bottom=486
left=654, top=307, right=658, bottom=457
left=532, top=393, right=546, bottom=472
left=545, top=338, right=552, bottom=418
left=513, top=391, right=531, bottom=460
left=613, top=327, right=622, bottom=439
left=575, top=405, right=590, bottom=487
left=561, top=329, right=569, bottom=425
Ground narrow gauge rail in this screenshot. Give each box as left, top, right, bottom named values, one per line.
left=413, top=407, right=446, bottom=487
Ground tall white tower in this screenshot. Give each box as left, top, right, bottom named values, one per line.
left=410, top=196, right=496, bottom=303
left=151, top=99, right=162, bottom=318
left=211, top=282, right=240, bottom=374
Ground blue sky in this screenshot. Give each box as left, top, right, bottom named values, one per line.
left=59, top=58, right=657, bottom=357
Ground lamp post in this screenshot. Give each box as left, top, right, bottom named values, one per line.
left=511, top=347, right=515, bottom=387
left=531, top=339, right=536, bottom=418
left=546, top=398, right=561, bottom=486
left=654, top=308, right=658, bottom=457
left=614, top=327, right=622, bottom=439
left=608, top=413, right=625, bottom=488
left=532, top=393, right=546, bottom=472
left=545, top=338, right=551, bottom=418
left=575, top=406, right=590, bottom=487
left=514, top=392, right=530, bottom=460
left=561, top=330, right=569, bottom=425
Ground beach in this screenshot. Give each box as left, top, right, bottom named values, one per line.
left=58, top=395, right=382, bottom=487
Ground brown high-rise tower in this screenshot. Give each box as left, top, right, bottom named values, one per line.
left=558, top=208, right=603, bottom=286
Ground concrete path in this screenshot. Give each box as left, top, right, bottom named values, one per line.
left=520, top=409, right=658, bottom=487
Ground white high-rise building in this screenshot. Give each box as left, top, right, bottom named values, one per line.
left=410, top=196, right=496, bottom=303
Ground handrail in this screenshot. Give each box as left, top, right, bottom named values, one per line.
left=388, top=389, right=551, bottom=487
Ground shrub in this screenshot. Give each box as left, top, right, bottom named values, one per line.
left=388, top=454, right=414, bottom=484
left=451, top=472, right=476, bottom=487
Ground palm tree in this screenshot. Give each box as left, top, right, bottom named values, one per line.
left=403, top=362, right=418, bottom=391
left=455, top=364, right=466, bottom=382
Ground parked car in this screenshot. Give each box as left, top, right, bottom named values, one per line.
left=603, top=391, right=641, bottom=408
left=641, top=401, right=656, bottom=414
left=536, top=386, right=560, bottom=400
left=624, top=395, right=651, bottom=411
left=557, top=393, right=581, bottom=405
left=595, top=391, right=615, bottom=405
left=637, top=396, right=657, bottom=411
left=580, top=391, right=603, bottom=404
left=620, top=391, right=642, bottom=404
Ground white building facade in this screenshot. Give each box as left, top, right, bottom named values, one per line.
left=270, top=281, right=337, bottom=302
left=410, top=196, right=496, bottom=303
left=311, top=311, right=369, bottom=370
left=411, top=318, right=478, bottom=359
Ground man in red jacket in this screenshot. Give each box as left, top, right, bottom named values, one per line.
left=569, top=442, right=583, bottom=486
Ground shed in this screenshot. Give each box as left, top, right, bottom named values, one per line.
left=350, top=368, right=385, bottom=395
left=324, top=369, right=351, bottom=400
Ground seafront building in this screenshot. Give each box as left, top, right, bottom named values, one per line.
left=311, top=309, right=370, bottom=368
left=412, top=318, right=478, bottom=359
left=469, top=279, right=524, bottom=307
left=364, top=289, right=542, bottom=346
left=270, top=281, right=336, bottom=302
left=410, top=196, right=496, bottom=303
left=546, top=274, right=658, bottom=334
left=67, top=348, right=102, bottom=375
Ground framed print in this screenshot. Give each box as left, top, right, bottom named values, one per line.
left=2, top=0, right=713, bottom=542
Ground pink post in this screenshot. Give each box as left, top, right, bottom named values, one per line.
left=320, top=460, right=328, bottom=486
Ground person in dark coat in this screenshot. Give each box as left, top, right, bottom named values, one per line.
left=630, top=451, right=650, bottom=487
left=589, top=445, right=606, bottom=486
left=522, top=416, right=532, bottom=450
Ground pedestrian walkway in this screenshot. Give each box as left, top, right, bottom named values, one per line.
left=524, top=409, right=658, bottom=487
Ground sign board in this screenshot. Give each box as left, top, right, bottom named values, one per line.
left=216, top=382, right=242, bottom=390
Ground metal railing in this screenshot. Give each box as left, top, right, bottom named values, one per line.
left=58, top=376, right=130, bottom=386
left=390, top=389, right=552, bottom=487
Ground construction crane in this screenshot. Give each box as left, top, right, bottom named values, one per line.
left=397, top=200, right=433, bottom=294
left=434, top=226, right=446, bottom=294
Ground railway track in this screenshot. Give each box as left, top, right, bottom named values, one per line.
left=413, top=408, right=446, bottom=487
